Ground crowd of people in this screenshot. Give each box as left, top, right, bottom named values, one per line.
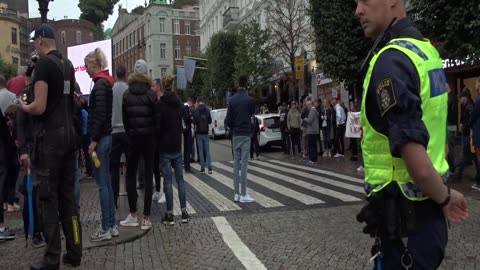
left=0, top=22, right=260, bottom=270
left=273, top=97, right=360, bottom=166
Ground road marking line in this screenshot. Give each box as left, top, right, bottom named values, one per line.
left=232, top=161, right=361, bottom=202
left=213, top=162, right=323, bottom=205
left=171, top=185, right=196, bottom=215
left=252, top=160, right=364, bottom=193
left=212, top=216, right=267, bottom=270
left=191, top=163, right=284, bottom=208
left=269, top=159, right=364, bottom=184
left=184, top=173, right=242, bottom=211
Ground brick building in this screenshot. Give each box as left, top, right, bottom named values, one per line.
left=111, top=0, right=200, bottom=79
left=28, top=18, right=100, bottom=60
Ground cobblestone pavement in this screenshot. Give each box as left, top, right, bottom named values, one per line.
left=1, top=140, right=479, bottom=269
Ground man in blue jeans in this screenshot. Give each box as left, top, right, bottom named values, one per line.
left=193, top=97, right=212, bottom=174
left=225, top=75, right=256, bottom=203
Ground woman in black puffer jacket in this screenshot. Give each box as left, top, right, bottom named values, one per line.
left=120, top=59, right=157, bottom=230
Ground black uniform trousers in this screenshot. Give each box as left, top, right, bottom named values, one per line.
left=110, top=132, right=129, bottom=208
left=34, top=140, right=82, bottom=264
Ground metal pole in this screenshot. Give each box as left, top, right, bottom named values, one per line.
left=37, top=0, right=53, bottom=24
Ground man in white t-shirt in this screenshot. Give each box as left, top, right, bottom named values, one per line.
left=0, top=74, right=16, bottom=115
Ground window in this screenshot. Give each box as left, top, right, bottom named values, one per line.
left=185, top=41, right=191, bottom=56
left=133, top=30, right=136, bottom=44
left=159, top=18, right=165, bottom=33
left=90, top=32, right=94, bottom=41
left=161, top=68, right=167, bottom=77
left=129, top=33, right=132, bottom=47
left=148, top=45, right=152, bottom=61
left=11, top=28, right=17, bottom=44
left=185, top=20, right=190, bottom=35
left=61, top=31, right=66, bottom=44
left=12, top=57, right=19, bottom=65
left=175, top=45, right=181, bottom=59
left=160, top=43, right=166, bottom=59
left=76, top=31, right=82, bottom=44
left=173, top=19, right=180, bottom=34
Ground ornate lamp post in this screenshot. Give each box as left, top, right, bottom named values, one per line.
left=37, top=0, right=54, bottom=23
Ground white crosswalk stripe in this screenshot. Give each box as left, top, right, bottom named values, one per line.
left=231, top=161, right=361, bottom=202
left=213, top=162, right=324, bottom=205
left=251, top=160, right=364, bottom=193
left=171, top=185, right=197, bottom=215
left=268, top=160, right=364, bottom=184
left=184, top=172, right=242, bottom=211
left=191, top=163, right=284, bottom=208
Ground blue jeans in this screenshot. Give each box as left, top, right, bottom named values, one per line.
left=457, top=135, right=479, bottom=178
left=93, top=135, right=115, bottom=230
left=196, top=134, right=212, bottom=170
left=161, top=152, right=186, bottom=212
left=233, top=136, right=250, bottom=196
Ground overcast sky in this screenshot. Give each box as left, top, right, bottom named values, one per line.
left=28, top=0, right=146, bottom=29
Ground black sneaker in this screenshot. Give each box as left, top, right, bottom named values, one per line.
left=162, top=213, right=175, bottom=226
left=32, top=236, right=46, bottom=248
left=208, top=168, right=212, bottom=174
left=181, top=211, right=190, bottom=223
left=63, top=254, right=81, bottom=267
left=200, top=167, right=205, bottom=174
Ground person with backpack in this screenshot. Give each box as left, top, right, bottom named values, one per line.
left=193, top=97, right=212, bottom=174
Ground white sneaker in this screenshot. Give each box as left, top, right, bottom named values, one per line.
left=120, top=214, right=139, bottom=227
left=157, top=193, right=166, bottom=204
left=110, top=225, right=119, bottom=237
left=90, top=228, right=112, bottom=242
left=234, top=194, right=240, bottom=202
left=141, top=218, right=152, bottom=230
left=152, top=191, right=162, bottom=201
left=334, top=153, right=344, bottom=158
left=239, top=194, right=255, bottom=203
left=7, top=203, right=20, bottom=212
left=357, top=166, right=364, bottom=172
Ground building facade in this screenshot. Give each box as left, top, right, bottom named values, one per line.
left=200, top=0, right=319, bottom=104
left=111, top=0, right=200, bottom=79
left=0, top=2, right=30, bottom=69
left=28, top=18, right=100, bottom=60
left=2, top=0, right=28, bottom=16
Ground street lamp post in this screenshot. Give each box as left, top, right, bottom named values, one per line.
left=37, top=0, right=54, bottom=23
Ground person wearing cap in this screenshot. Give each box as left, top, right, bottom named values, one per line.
left=84, top=48, right=116, bottom=242
left=19, top=23, right=82, bottom=270
left=120, top=59, right=157, bottom=230
left=450, top=87, right=480, bottom=182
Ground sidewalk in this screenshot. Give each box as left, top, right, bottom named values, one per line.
left=0, top=174, right=148, bottom=262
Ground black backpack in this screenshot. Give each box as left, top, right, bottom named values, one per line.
left=197, top=110, right=209, bottom=134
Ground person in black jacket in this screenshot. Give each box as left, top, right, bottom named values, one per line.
left=85, top=48, right=116, bottom=242
left=183, top=98, right=194, bottom=173
left=157, top=75, right=190, bottom=225
left=120, top=60, right=156, bottom=231
left=192, top=97, right=212, bottom=173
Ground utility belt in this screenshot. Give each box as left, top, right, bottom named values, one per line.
left=357, top=182, right=416, bottom=240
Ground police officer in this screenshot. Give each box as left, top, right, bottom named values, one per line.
left=19, top=23, right=82, bottom=270
left=355, top=0, right=468, bottom=269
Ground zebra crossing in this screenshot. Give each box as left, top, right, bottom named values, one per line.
left=157, top=159, right=366, bottom=216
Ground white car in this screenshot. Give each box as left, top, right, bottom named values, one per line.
left=255, top=114, right=281, bottom=147
left=209, top=108, right=227, bottom=139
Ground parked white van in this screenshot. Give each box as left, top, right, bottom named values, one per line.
left=209, top=108, right=227, bottom=139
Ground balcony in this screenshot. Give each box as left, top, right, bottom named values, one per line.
left=223, top=7, right=239, bottom=31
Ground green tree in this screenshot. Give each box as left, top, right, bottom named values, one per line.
left=265, top=0, right=312, bottom=93
left=78, top=0, right=120, bottom=26
left=411, top=0, right=480, bottom=64
left=309, top=0, right=371, bottom=83
left=131, top=5, right=146, bottom=15
left=0, top=56, right=16, bottom=80
left=234, top=21, right=273, bottom=99
left=203, top=32, right=239, bottom=108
